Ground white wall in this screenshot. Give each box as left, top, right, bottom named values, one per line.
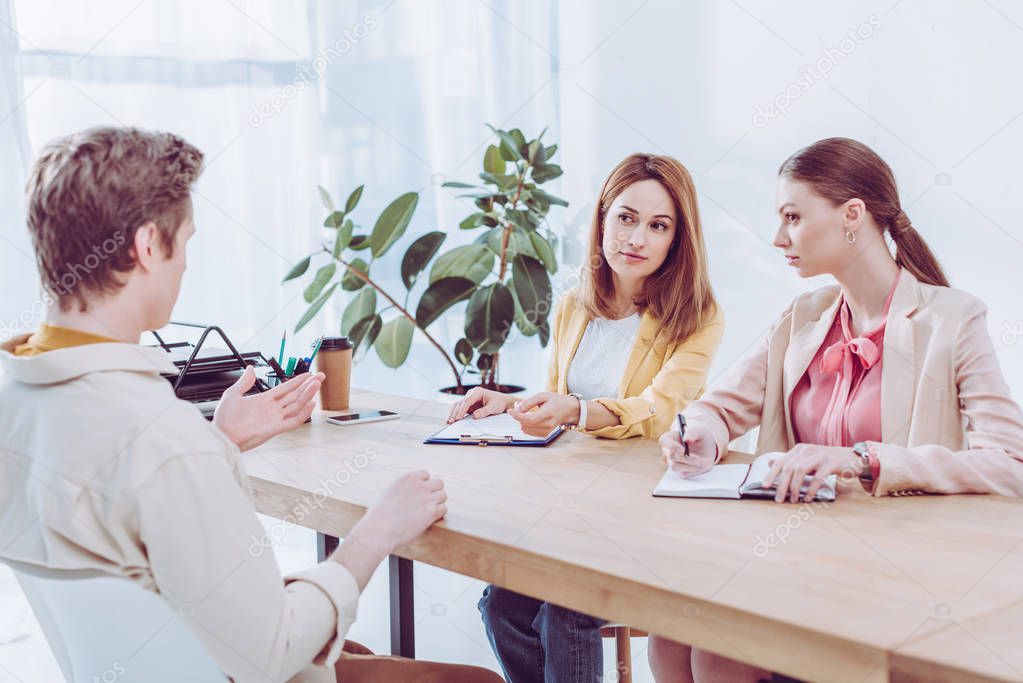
left=556, top=0, right=1023, bottom=396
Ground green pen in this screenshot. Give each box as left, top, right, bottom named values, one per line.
left=285, top=356, right=297, bottom=376
left=307, top=336, right=324, bottom=369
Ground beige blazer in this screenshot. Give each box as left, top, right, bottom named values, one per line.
left=685, top=269, right=1023, bottom=497
left=0, top=337, right=356, bottom=682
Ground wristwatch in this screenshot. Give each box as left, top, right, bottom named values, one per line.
left=852, top=441, right=878, bottom=481
left=568, top=392, right=587, bottom=431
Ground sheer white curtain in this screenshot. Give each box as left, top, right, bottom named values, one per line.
left=0, top=0, right=36, bottom=340
left=0, top=0, right=560, bottom=397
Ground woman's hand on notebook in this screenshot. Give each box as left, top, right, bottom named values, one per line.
left=447, top=387, right=516, bottom=423
left=760, top=445, right=860, bottom=503
left=660, top=421, right=716, bottom=477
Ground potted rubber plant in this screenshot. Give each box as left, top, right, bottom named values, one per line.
left=282, top=125, right=566, bottom=395
left=437, top=124, right=566, bottom=392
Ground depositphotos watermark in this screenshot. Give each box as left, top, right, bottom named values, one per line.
left=248, top=14, right=379, bottom=128
left=248, top=446, right=378, bottom=557
left=751, top=463, right=862, bottom=558
left=752, top=15, right=882, bottom=128
left=0, top=230, right=126, bottom=343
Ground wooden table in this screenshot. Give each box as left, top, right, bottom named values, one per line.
left=243, top=390, right=1023, bottom=682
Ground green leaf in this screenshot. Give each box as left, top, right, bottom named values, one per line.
left=341, top=287, right=377, bottom=335
left=430, top=244, right=495, bottom=285
left=544, top=143, right=557, bottom=160
left=454, top=337, right=473, bottom=365
left=528, top=231, right=558, bottom=274
left=531, top=163, right=563, bottom=184
left=480, top=172, right=519, bottom=192
left=333, top=220, right=354, bottom=258
left=483, top=144, right=505, bottom=175
left=401, top=231, right=446, bottom=289
left=317, top=185, right=335, bottom=212
left=512, top=255, right=552, bottom=326
left=304, top=262, right=336, bottom=303
left=375, top=317, right=414, bottom=368
left=531, top=188, right=569, bottom=207
left=344, top=185, right=364, bottom=213
left=537, top=319, right=550, bottom=347
left=527, top=140, right=541, bottom=164
left=481, top=226, right=539, bottom=261
left=505, top=208, right=537, bottom=232
left=370, top=192, right=419, bottom=258
left=323, top=210, right=345, bottom=228
left=460, top=213, right=484, bottom=230
left=465, top=283, right=514, bottom=354
left=295, top=283, right=338, bottom=333
left=442, top=181, right=479, bottom=189
left=341, top=258, right=369, bottom=291
left=415, top=276, right=477, bottom=328
left=349, top=313, right=382, bottom=356
left=509, top=129, right=528, bottom=158
left=282, top=256, right=311, bottom=283
left=349, top=235, right=371, bottom=251
left=512, top=288, right=538, bottom=337
left=488, top=124, right=522, bottom=161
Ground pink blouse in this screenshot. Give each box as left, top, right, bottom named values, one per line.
left=791, top=273, right=901, bottom=447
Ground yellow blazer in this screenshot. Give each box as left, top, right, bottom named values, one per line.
left=546, top=289, right=725, bottom=439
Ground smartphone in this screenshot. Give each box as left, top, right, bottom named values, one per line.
left=325, top=410, right=399, bottom=426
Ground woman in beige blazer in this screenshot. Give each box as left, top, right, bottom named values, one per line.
left=649, top=137, right=1023, bottom=683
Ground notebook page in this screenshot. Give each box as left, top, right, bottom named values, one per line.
left=652, top=464, right=750, bottom=499
left=430, top=412, right=557, bottom=442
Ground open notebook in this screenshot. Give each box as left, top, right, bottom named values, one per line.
left=424, top=412, right=563, bottom=446
left=653, top=452, right=837, bottom=501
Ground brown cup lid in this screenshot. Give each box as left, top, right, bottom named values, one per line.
left=319, top=336, right=352, bottom=351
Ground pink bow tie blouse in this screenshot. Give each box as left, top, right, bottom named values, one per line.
left=791, top=273, right=901, bottom=447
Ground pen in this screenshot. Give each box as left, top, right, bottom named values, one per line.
left=266, top=357, right=287, bottom=380
left=308, top=336, right=324, bottom=368
left=285, top=356, right=297, bottom=376
left=676, top=413, right=690, bottom=458
left=277, top=330, right=287, bottom=366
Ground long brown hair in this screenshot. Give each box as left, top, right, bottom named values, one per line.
left=778, top=137, right=949, bottom=287
left=579, top=153, right=717, bottom=344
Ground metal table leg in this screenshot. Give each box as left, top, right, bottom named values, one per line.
left=316, top=533, right=415, bottom=658
left=389, top=555, right=415, bottom=658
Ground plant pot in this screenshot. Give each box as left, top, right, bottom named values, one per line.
left=437, top=382, right=527, bottom=396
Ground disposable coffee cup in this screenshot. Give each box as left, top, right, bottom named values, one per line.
left=316, top=336, right=353, bottom=410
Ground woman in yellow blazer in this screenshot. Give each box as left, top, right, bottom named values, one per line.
left=448, top=157, right=724, bottom=440
left=650, top=138, right=1023, bottom=682
left=448, top=152, right=724, bottom=682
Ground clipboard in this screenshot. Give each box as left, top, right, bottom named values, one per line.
left=424, top=413, right=564, bottom=447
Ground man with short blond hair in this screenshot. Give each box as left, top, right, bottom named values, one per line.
left=0, top=126, right=499, bottom=682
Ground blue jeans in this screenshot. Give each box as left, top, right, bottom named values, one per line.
left=478, top=584, right=603, bottom=683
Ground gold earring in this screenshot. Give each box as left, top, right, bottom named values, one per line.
left=845, top=230, right=856, bottom=244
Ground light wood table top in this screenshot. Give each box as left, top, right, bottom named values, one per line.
left=891, top=599, right=1023, bottom=682
left=243, top=390, right=1023, bottom=682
